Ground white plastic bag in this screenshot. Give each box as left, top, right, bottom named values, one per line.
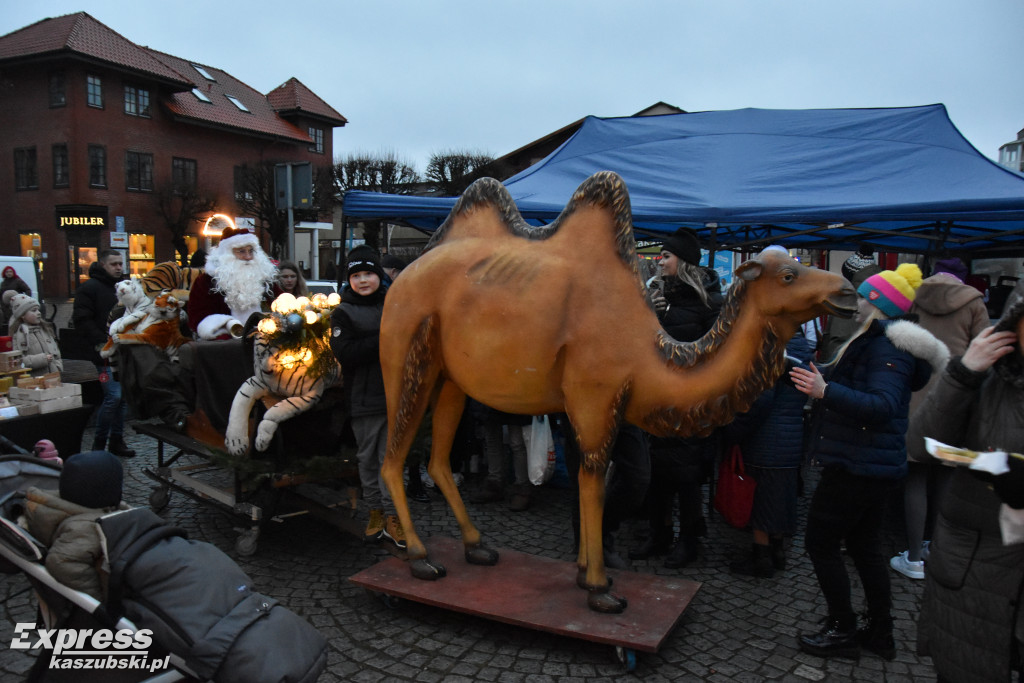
left=524, top=415, right=556, bottom=485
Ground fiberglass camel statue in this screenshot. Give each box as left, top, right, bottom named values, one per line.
left=378, top=171, right=857, bottom=614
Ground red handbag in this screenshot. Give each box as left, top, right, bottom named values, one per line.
left=714, top=445, right=757, bottom=529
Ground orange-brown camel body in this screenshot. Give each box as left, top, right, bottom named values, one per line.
left=379, top=171, right=856, bottom=613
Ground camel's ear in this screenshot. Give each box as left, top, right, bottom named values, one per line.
left=736, top=259, right=763, bottom=282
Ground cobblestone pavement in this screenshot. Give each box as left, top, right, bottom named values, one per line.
left=1, top=421, right=938, bottom=682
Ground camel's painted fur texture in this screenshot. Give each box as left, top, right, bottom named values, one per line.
left=379, top=171, right=856, bottom=613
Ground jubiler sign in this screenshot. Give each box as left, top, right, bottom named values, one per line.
left=59, top=216, right=105, bottom=227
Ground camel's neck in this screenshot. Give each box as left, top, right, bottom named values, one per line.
left=638, top=281, right=790, bottom=437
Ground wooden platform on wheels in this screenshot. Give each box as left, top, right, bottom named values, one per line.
left=350, top=536, right=700, bottom=654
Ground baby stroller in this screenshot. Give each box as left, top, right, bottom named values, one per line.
left=0, top=449, right=195, bottom=682
left=1, top=442, right=327, bottom=682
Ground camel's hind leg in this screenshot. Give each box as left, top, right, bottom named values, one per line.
left=429, top=380, right=498, bottom=567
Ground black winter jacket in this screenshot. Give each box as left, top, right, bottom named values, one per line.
left=72, top=262, right=120, bottom=364
left=330, top=286, right=387, bottom=418
left=804, top=318, right=946, bottom=479
left=914, top=356, right=1024, bottom=683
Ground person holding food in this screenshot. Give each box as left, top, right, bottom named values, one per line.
left=913, top=281, right=1024, bottom=683
left=790, top=264, right=948, bottom=661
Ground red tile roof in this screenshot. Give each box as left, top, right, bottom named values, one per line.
left=148, top=49, right=313, bottom=144
left=267, top=77, right=348, bottom=126
left=0, top=12, right=191, bottom=86
left=0, top=12, right=345, bottom=145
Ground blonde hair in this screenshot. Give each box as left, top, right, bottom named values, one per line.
left=820, top=302, right=887, bottom=367
left=672, top=260, right=711, bottom=308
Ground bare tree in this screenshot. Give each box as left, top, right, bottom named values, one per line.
left=424, top=150, right=495, bottom=196
left=334, top=151, right=419, bottom=194
left=155, top=183, right=219, bottom=265
left=234, top=161, right=288, bottom=259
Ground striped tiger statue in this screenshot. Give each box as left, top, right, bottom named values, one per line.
left=224, top=318, right=341, bottom=457
left=141, top=261, right=203, bottom=300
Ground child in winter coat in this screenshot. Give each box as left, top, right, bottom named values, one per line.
left=21, top=450, right=126, bottom=600
left=8, top=293, right=62, bottom=376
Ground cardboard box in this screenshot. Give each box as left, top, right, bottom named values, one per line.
left=0, top=351, right=22, bottom=372
left=9, top=384, right=82, bottom=402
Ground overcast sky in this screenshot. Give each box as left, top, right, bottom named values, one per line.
left=6, top=1, right=1023, bottom=174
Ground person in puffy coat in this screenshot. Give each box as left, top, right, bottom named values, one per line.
left=914, top=283, right=1024, bottom=683
left=891, top=257, right=989, bottom=579
left=8, top=293, right=62, bottom=376
left=330, top=245, right=405, bottom=550
left=790, top=263, right=949, bottom=661
left=629, top=227, right=723, bottom=569
left=21, top=451, right=126, bottom=600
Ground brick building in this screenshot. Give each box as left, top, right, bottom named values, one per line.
left=0, top=12, right=346, bottom=297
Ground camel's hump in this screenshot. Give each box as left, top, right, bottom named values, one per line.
left=425, top=171, right=635, bottom=261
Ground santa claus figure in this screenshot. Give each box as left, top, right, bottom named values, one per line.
left=187, top=224, right=282, bottom=340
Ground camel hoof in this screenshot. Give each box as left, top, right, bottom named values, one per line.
left=465, top=544, right=499, bottom=566
left=409, top=558, right=447, bottom=580
left=575, top=567, right=612, bottom=590
left=587, top=589, right=628, bottom=614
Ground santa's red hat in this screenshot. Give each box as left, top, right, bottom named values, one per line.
left=217, top=224, right=259, bottom=253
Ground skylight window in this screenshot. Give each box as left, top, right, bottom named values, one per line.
left=225, top=95, right=249, bottom=112
left=192, top=88, right=211, bottom=103
left=192, top=64, right=215, bottom=81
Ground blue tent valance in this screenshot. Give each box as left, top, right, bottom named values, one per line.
left=343, top=104, right=1024, bottom=256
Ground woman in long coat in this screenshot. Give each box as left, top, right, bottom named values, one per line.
left=914, top=284, right=1024, bottom=683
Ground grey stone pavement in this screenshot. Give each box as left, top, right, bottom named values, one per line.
left=0, top=419, right=939, bottom=682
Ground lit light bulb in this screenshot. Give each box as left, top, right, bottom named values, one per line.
left=327, top=292, right=341, bottom=306
left=257, top=317, right=278, bottom=335
left=304, top=310, right=318, bottom=324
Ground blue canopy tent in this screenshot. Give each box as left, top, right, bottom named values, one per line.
left=342, top=104, right=1024, bottom=257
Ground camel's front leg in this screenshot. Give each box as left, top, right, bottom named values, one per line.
left=429, top=380, right=497, bottom=567
left=577, top=463, right=627, bottom=613
left=254, top=386, right=323, bottom=451
left=225, top=379, right=268, bottom=456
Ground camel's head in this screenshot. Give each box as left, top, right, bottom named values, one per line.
left=735, top=251, right=857, bottom=332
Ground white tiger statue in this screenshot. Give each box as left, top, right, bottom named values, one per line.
left=224, top=317, right=341, bottom=456
left=100, top=279, right=153, bottom=358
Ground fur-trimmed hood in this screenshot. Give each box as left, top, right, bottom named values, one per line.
left=883, top=319, right=950, bottom=373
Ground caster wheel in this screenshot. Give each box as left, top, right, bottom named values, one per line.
left=235, top=528, right=259, bottom=556
left=615, top=646, right=637, bottom=671
left=149, top=487, right=170, bottom=511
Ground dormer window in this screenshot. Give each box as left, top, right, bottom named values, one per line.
left=192, top=88, right=211, bottom=103
left=192, top=64, right=215, bottom=81
left=225, top=95, right=249, bottom=112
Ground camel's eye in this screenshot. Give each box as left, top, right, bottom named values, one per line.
left=781, top=270, right=796, bottom=284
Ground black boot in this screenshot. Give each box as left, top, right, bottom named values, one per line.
left=107, top=436, right=136, bottom=459
left=628, top=526, right=672, bottom=560
left=798, top=615, right=860, bottom=659
left=663, top=536, right=698, bottom=568
left=603, top=532, right=630, bottom=570
left=91, top=436, right=106, bottom=451
left=769, top=536, right=787, bottom=570
left=857, top=615, right=895, bottom=660
left=730, top=543, right=774, bottom=577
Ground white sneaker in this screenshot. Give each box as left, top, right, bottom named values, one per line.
left=421, top=471, right=435, bottom=489
left=452, top=472, right=464, bottom=488
left=890, top=551, right=925, bottom=579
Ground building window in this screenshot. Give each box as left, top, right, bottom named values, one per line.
left=308, top=127, right=324, bottom=154
left=14, top=148, right=38, bottom=190
left=225, top=94, right=249, bottom=112
left=192, top=64, right=215, bottom=81
left=49, top=72, right=66, bottom=107
left=124, top=85, right=151, bottom=117
left=88, top=145, right=106, bottom=188
left=52, top=144, right=69, bottom=188
left=192, top=88, right=211, bottom=103
left=86, top=75, right=103, bottom=108
left=125, top=151, right=154, bottom=192
left=172, top=157, right=197, bottom=193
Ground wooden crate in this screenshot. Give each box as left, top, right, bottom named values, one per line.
left=9, top=383, right=82, bottom=402
left=0, top=351, right=22, bottom=372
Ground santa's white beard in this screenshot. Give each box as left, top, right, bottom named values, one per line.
left=210, top=251, right=278, bottom=316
